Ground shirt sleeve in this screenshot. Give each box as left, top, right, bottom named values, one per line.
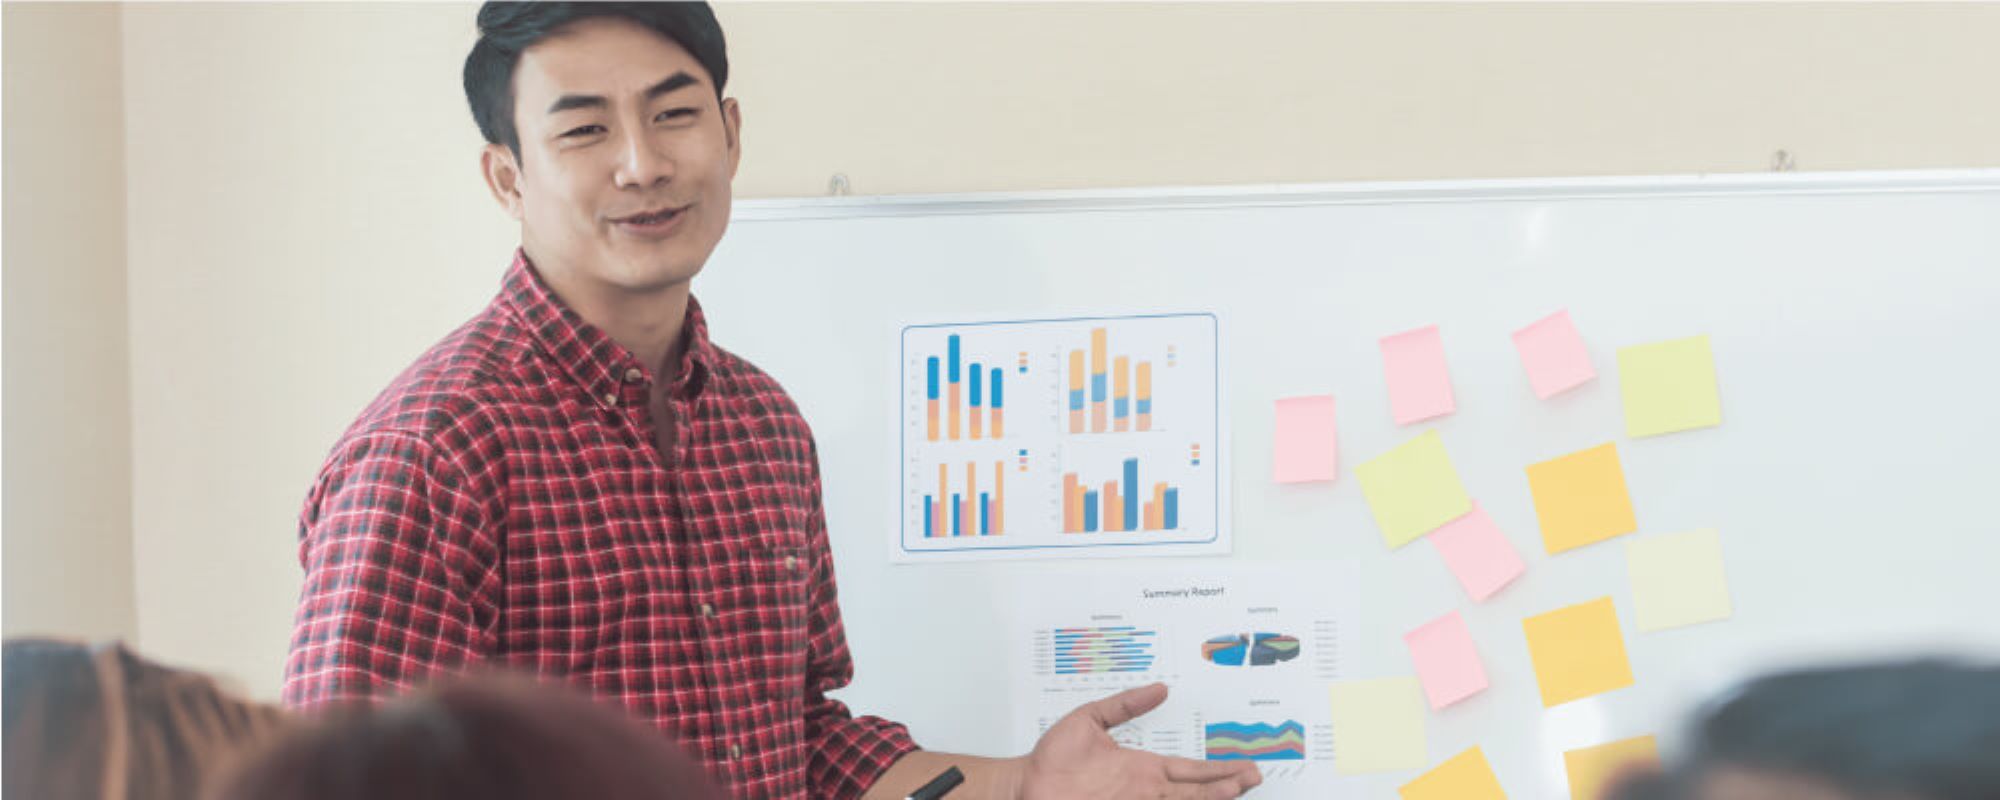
left=282, top=429, right=502, bottom=708
left=799, top=452, right=921, bottom=798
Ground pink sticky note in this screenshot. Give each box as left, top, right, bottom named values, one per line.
left=1430, top=504, right=1526, bottom=602
left=1512, top=310, right=1596, bottom=399
left=1405, top=611, right=1489, bottom=709
left=1380, top=325, right=1455, bottom=425
left=1273, top=395, right=1338, bottom=483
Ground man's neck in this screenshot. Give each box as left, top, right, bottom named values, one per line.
left=527, top=248, right=690, bottom=382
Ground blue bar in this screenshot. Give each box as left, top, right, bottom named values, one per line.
left=1164, top=489, right=1179, bottom=530
left=1115, top=397, right=1129, bottom=418
left=951, top=493, right=962, bottom=536
left=1123, top=458, right=1139, bottom=530
left=948, top=335, right=961, bottom=383
left=991, top=368, right=1003, bottom=409
left=980, top=492, right=990, bottom=535
left=926, top=357, right=939, bottom=399
left=969, top=362, right=983, bottom=407
left=923, top=496, right=934, bottom=538
left=1092, top=373, right=1106, bottom=402
left=1136, top=398, right=1151, bottom=414
left=1069, top=390, right=1085, bottom=410
left=1083, top=491, right=1099, bottom=532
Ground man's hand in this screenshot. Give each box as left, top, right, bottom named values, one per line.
left=1019, top=683, right=1262, bottom=799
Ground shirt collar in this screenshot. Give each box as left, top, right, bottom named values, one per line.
left=498, top=249, right=714, bottom=404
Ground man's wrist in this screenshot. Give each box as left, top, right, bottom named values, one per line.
left=985, top=755, right=1027, bottom=800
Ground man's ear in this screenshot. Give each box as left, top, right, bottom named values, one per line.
left=481, top=143, right=525, bottom=221
left=721, top=97, right=743, bottom=179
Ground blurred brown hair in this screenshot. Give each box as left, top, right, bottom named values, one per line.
left=208, top=673, right=728, bottom=800
left=3, top=638, right=287, bottom=800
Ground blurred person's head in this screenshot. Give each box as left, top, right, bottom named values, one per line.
left=207, top=674, right=727, bottom=800
left=3, top=638, right=287, bottom=800
left=464, top=2, right=740, bottom=311
left=1628, top=660, right=2000, bottom=800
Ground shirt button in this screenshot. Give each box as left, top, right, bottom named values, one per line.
left=624, top=368, right=645, bottom=383
left=729, top=744, right=743, bottom=759
left=602, top=392, right=620, bottom=408
left=784, top=555, right=799, bottom=572
left=701, top=602, right=716, bottom=619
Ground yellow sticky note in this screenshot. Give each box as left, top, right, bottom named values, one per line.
left=1329, top=677, right=1426, bottom=774
left=1565, top=735, right=1659, bottom=800
left=1525, top=443, right=1637, bottom=554
left=1628, top=529, right=1733, bottom=632
left=1356, top=431, right=1473, bottom=548
left=1522, top=597, right=1635, bottom=708
left=1401, top=746, right=1508, bottom=800
left=1618, top=335, right=1722, bottom=438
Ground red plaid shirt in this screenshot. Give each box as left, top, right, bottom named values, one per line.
left=284, top=252, right=918, bottom=798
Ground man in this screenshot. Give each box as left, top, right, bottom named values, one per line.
left=283, top=4, right=1262, bottom=799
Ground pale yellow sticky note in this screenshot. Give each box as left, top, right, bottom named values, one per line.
left=1401, top=746, right=1508, bottom=800
left=1525, top=443, right=1637, bottom=555
left=1522, top=597, right=1636, bottom=708
left=1618, top=335, right=1721, bottom=438
left=1356, top=431, right=1473, bottom=549
left=1329, top=677, right=1426, bottom=774
left=1565, top=735, right=1659, bottom=800
left=1628, top=529, right=1733, bottom=632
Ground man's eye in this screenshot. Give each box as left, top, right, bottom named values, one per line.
left=656, top=108, right=697, bottom=123
left=562, top=125, right=606, bottom=138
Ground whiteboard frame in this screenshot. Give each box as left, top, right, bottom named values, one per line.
left=734, top=168, right=2000, bottom=221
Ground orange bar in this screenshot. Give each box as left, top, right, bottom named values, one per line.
left=1091, top=328, right=1108, bottom=433
left=1074, top=483, right=1089, bottom=533
left=990, top=408, right=1004, bottom=439
left=1068, top=350, right=1085, bottom=434
left=936, top=464, right=948, bottom=538
left=993, top=461, right=1005, bottom=535
left=1063, top=473, right=1079, bottom=532
left=1113, top=356, right=1131, bottom=432
left=969, top=405, right=983, bottom=440
left=927, top=399, right=939, bottom=441
left=1103, top=481, right=1121, bottom=532
left=1136, top=362, right=1152, bottom=432
left=1152, top=483, right=1168, bottom=531
left=966, top=462, right=978, bottom=534
left=948, top=383, right=961, bottom=440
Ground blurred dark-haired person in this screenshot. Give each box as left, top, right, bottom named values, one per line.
left=210, top=675, right=727, bottom=800
left=282, top=2, right=1260, bottom=799
left=1601, top=660, right=2000, bottom=800
left=3, top=638, right=286, bottom=800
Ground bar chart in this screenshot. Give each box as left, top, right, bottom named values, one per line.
left=921, top=460, right=1007, bottom=538
left=1060, top=457, right=1181, bottom=533
left=923, top=334, right=1008, bottom=442
left=1067, top=327, right=1158, bottom=434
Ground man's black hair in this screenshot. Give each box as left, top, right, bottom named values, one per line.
left=463, top=1, right=729, bottom=159
left=1685, top=660, right=2000, bottom=800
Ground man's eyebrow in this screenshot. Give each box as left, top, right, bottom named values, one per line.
left=545, top=71, right=702, bottom=115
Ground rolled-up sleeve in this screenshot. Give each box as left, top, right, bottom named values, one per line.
left=282, top=430, right=501, bottom=708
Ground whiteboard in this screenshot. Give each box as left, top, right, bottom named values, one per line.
left=695, top=171, right=2000, bottom=797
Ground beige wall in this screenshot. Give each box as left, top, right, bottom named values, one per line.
left=3, top=1, right=1997, bottom=694
left=2, top=3, right=139, bottom=643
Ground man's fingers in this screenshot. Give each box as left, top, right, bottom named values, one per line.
left=1082, top=682, right=1170, bottom=729
left=1163, top=756, right=1260, bottom=785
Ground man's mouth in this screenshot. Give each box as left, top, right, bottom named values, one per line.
left=615, top=206, right=684, bottom=225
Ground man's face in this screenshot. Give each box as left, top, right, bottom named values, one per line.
left=494, top=16, right=740, bottom=295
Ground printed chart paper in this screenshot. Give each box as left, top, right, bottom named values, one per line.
left=897, top=313, right=1226, bottom=561
left=1010, top=563, right=1360, bottom=798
